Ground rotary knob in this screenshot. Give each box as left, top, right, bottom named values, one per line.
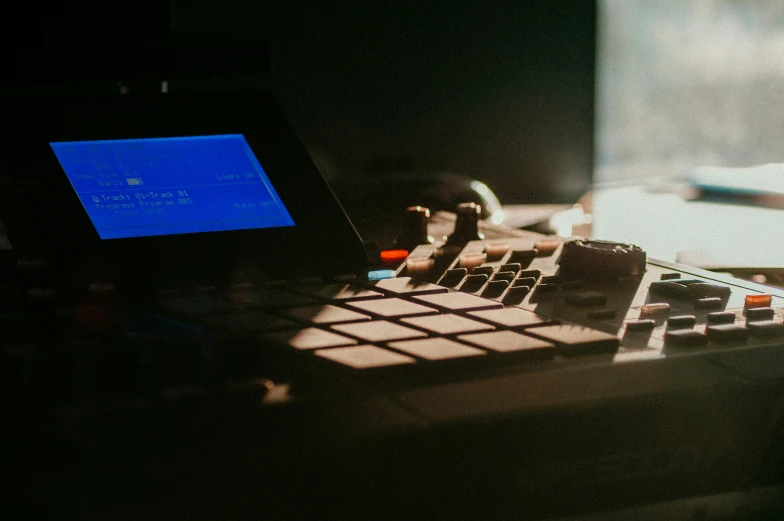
left=446, top=202, right=484, bottom=247
left=396, top=206, right=434, bottom=251
left=558, top=240, right=646, bottom=278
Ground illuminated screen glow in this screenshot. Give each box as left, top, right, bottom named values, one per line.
left=50, top=134, right=295, bottom=239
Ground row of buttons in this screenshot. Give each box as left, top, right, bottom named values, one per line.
left=645, top=277, right=733, bottom=315
left=159, top=276, right=620, bottom=373
left=405, top=238, right=558, bottom=279
left=480, top=239, right=559, bottom=263
left=245, top=298, right=618, bottom=371
left=639, top=294, right=775, bottom=319
left=439, top=264, right=545, bottom=305
left=307, top=314, right=619, bottom=369
left=628, top=307, right=780, bottom=331
left=442, top=262, right=627, bottom=322
left=624, top=304, right=784, bottom=346
left=664, top=319, right=784, bottom=347
left=640, top=298, right=727, bottom=316
left=649, top=279, right=731, bottom=300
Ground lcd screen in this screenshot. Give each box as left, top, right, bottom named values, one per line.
left=50, top=134, right=295, bottom=239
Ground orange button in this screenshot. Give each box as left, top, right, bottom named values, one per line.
left=380, top=249, right=409, bottom=262
left=745, top=294, right=772, bottom=308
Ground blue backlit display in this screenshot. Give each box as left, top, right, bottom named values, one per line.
left=50, top=134, right=295, bottom=239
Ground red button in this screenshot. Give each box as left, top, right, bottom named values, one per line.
left=380, top=249, right=409, bottom=262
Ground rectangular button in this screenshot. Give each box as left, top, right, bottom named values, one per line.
left=534, top=240, right=560, bottom=257
left=315, top=345, right=416, bottom=369
left=331, top=320, right=428, bottom=342
left=459, top=274, right=489, bottom=294
left=508, top=249, right=537, bottom=266
left=468, top=308, right=554, bottom=328
left=686, top=282, right=730, bottom=299
left=525, top=324, right=619, bottom=355
left=534, top=283, right=558, bottom=295
left=484, top=241, right=510, bottom=259
left=440, top=269, right=468, bottom=288
left=587, top=309, right=616, bottom=320
left=746, top=307, right=775, bottom=322
left=502, top=286, right=530, bottom=305
left=401, top=314, right=495, bottom=335
left=471, top=266, right=495, bottom=276
left=747, top=320, right=784, bottom=337
left=665, top=329, right=708, bottom=347
left=707, top=311, right=736, bottom=324
left=640, top=303, right=670, bottom=316
left=413, top=292, right=503, bottom=312
left=649, top=281, right=691, bottom=299
left=667, top=315, right=696, bottom=329
left=492, top=271, right=516, bottom=282
left=514, top=277, right=538, bottom=288
left=499, top=263, right=522, bottom=275
left=625, top=319, right=655, bottom=332
left=694, top=297, right=723, bottom=310
left=518, top=269, right=541, bottom=280
left=481, top=280, right=509, bottom=298
left=706, top=324, right=749, bottom=343
left=564, top=291, right=607, bottom=307
left=387, top=338, right=485, bottom=360
left=745, top=294, right=773, bottom=309
left=346, top=298, right=438, bottom=318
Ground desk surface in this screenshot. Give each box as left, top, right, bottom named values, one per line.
left=578, top=184, right=784, bottom=269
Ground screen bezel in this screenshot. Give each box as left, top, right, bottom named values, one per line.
left=0, top=92, right=368, bottom=289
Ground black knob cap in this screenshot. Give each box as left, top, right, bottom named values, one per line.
left=558, top=240, right=646, bottom=278
left=397, top=206, right=434, bottom=251
left=446, top=202, right=484, bottom=247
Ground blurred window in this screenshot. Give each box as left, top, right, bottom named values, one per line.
left=597, top=0, right=784, bottom=183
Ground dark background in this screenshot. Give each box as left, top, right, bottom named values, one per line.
left=4, top=0, right=596, bottom=205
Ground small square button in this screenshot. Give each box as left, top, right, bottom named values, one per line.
left=387, top=338, right=485, bottom=360
left=315, top=345, right=416, bottom=369
left=468, top=308, right=553, bottom=328
left=526, top=324, right=619, bottom=355
left=414, top=292, right=503, bottom=312
left=564, top=291, right=607, bottom=307
left=331, top=320, right=428, bottom=342
left=346, top=298, right=437, bottom=318
left=297, top=283, right=383, bottom=301
left=259, top=328, right=357, bottom=350
left=401, top=314, right=495, bottom=335
left=367, top=277, right=447, bottom=296
left=458, top=330, right=555, bottom=356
